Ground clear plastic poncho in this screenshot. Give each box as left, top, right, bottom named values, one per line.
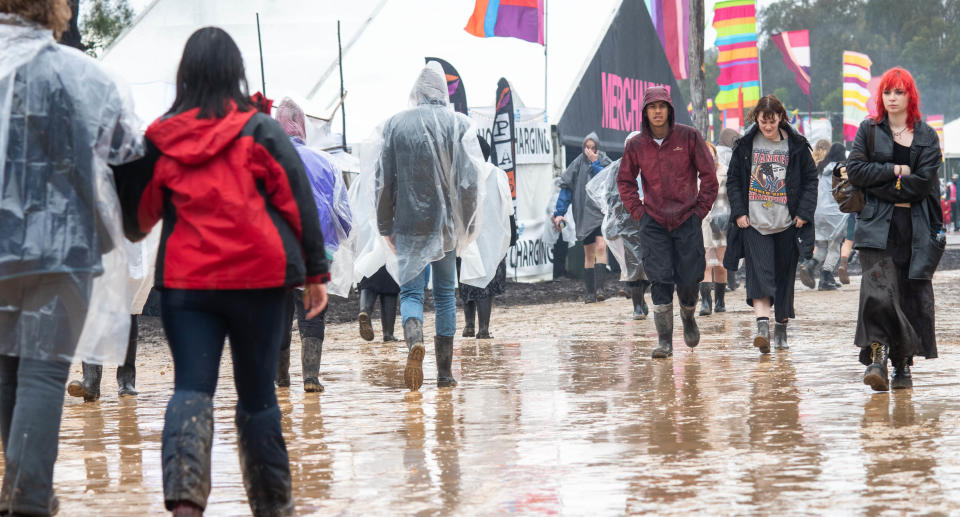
left=542, top=177, right=577, bottom=248
left=585, top=159, right=646, bottom=282
left=460, top=162, right=512, bottom=288
left=815, top=162, right=849, bottom=242
left=0, top=15, right=142, bottom=363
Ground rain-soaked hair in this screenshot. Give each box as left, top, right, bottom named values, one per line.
left=747, top=95, right=789, bottom=128
left=0, top=0, right=72, bottom=38
left=275, top=98, right=307, bottom=141
left=167, top=27, right=254, bottom=119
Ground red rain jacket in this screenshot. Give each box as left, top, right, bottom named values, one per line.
left=114, top=104, right=329, bottom=290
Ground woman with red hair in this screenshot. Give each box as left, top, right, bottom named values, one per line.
left=846, top=67, right=944, bottom=391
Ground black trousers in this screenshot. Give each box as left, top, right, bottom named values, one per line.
left=639, top=214, right=704, bottom=306
left=743, top=226, right=799, bottom=322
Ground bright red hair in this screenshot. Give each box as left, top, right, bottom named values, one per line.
left=873, top=67, right=922, bottom=128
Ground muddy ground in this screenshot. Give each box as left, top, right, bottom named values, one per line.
left=6, top=267, right=960, bottom=515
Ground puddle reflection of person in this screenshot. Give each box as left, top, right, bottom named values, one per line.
left=434, top=389, right=462, bottom=512
left=117, top=400, right=143, bottom=486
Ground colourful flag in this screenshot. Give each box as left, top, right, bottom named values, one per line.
left=646, top=0, right=690, bottom=80
left=465, top=0, right=545, bottom=45
left=771, top=30, right=811, bottom=96
left=842, top=51, right=872, bottom=142
left=928, top=114, right=945, bottom=157
left=712, top=0, right=759, bottom=111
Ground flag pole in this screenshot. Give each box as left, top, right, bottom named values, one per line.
left=543, top=0, right=548, bottom=123
left=256, top=13, right=266, bottom=96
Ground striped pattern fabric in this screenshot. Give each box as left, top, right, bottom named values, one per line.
left=928, top=114, right=945, bottom=157
left=842, top=51, right=872, bottom=142
left=646, top=0, right=690, bottom=80
left=464, top=0, right=545, bottom=45
left=712, top=0, right=759, bottom=111
left=771, top=30, right=811, bottom=96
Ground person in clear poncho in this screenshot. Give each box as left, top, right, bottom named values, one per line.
left=699, top=142, right=731, bottom=315
left=0, top=2, right=141, bottom=514
left=799, top=142, right=848, bottom=291
left=375, top=63, right=482, bottom=391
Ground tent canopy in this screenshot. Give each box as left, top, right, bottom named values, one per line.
left=944, top=117, right=960, bottom=159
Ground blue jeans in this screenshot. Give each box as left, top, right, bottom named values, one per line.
left=400, top=251, right=457, bottom=337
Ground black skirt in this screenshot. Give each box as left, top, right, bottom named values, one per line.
left=855, top=207, right=937, bottom=365
left=742, top=226, right=799, bottom=322
left=460, top=260, right=507, bottom=302
left=358, top=266, right=400, bottom=295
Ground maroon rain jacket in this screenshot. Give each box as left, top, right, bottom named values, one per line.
left=616, top=86, right=717, bottom=231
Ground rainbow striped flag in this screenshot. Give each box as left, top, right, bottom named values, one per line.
left=646, top=0, right=690, bottom=80
left=842, top=51, right=872, bottom=142
left=771, top=30, right=811, bottom=96
left=712, top=0, right=759, bottom=111
left=464, top=0, right=545, bottom=45
left=928, top=114, right=945, bottom=157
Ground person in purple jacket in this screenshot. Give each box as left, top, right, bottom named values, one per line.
left=274, top=98, right=352, bottom=392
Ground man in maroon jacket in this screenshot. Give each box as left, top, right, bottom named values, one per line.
left=617, top=86, right=718, bottom=358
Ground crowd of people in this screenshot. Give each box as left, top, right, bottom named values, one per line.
left=0, top=1, right=951, bottom=516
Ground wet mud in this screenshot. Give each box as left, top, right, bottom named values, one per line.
left=4, top=270, right=960, bottom=515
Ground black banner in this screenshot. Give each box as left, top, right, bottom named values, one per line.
left=491, top=78, right=517, bottom=206
left=425, top=57, right=468, bottom=115
left=557, top=0, right=691, bottom=153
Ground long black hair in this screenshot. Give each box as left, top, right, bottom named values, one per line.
left=167, top=27, right=253, bottom=118
left=816, top=142, right=846, bottom=176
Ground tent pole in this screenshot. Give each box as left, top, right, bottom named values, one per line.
left=256, top=13, right=266, bottom=96
left=338, top=20, right=347, bottom=150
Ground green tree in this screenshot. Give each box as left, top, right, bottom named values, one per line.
left=81, top=0, right=134, bottom=57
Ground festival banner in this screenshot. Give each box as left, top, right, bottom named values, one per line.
left=425, top=57, right=468, bottom=115
left=464, top=0, right=545, bottom=45
left=842, top=51, right=872, bottom=142
left=646, top=0, right=690, bottom=80
left=712, top=0, right=759, bottom=111
left=928, top=114, right=945, bottom=157
left=491, top=78, right=518, bottom=209
left=771, top=30, right=811, bottom=96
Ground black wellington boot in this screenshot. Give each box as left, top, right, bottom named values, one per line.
left=714, top=283, right=727, bottom=313
left=162, top=391, right=214, bottom=512
left=583, top=268, right=596, bottom=303
left=380, top=295, right=399, bottom=342
left=679, top=304, right=700, bottom=348
left=754, top=319, right=771, bottom=354
left=774, top=321, right=788, bottom=350
left=862, top=342, right=890, bottom=391
left=817, top=270, right=838, bottom=291
left=357, top=289, right=377, bottom=341
left=631, top=284, right=649, bottom=320
left=699, top=282, right=713, bottom=316
left=462, top=300, right=476, bottom=338
left=301, top=337, right=324, bottom=393
left=435, top=336, right=457, bottom=388
left=476, top=297, right=493, bottom=339
left=117, top=315, right=138, bottom=397
left=595, top=266, right=607, bottom=301
left=403, top=319, right=425, bottom=392
left=235, top=406, right=295, bottom=517
left=651, top=304, right=674, bottom=358
left=67, top=362, right=102, bottom=402
left=275, top=347, right=291, bottom=388
left=891, top=357, right=913, bottom=390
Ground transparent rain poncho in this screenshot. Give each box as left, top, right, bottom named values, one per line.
left=586, top=160, right=646, bottom=282
left=542, top=177, right=577, bottom=248
left=460, top=162, right=512, bottom=288
left=815, top=162, right=849, bottom=242
left=0, top=15, right=142, bottom=363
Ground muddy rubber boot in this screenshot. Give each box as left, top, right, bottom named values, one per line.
left=435, top=336, right=457, bottom=388
left=380, top=295, right=399, bottom=342
left=774, top=321, right=789, bottom=350
left=583, top=268, right=597, bottom=303
left=235, top=405, right=294, bottom=517
left=863, top=342, right=890, bottom=391
left=67, top=362, right=102, bottom=402
left=301, top=337, right=324, bottom=393
left=651, top=304, right=674, bottom=359
left=275, top=347, right=290, bottom=388
left=631, top=284, right=649, bottom=320
left=797, top=259, right=818, bottom=289
left=891, top=358, right=913, bottom=390
left=714, top=283, right=726, bottom=313
left=837, top=256, right=851, bottom=284
left=594, top=266, right=607, bottom=301
left=679, top=305, right=700, bottom=348
left=162, top=391, right=214, bottom=512
left=462, top=300, right=476, bottom=337
left=403, top=319, right=425, bottom=392
left=476, top=297, right=493, bottom=339
left=754, top=319, right=771, bottom=354
left=699, top=282, right=713, bottom=316
left=357, top=289, right=376, bottom=341
left=117, top=317, right=139, bottom=397
left=727, top=270, right=739, bottom=291
left=817, top=270, right=838, bottom=291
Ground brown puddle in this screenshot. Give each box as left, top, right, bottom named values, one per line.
left=4, top=270, right=960, bottom=515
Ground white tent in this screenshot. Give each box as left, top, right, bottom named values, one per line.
left=944, top=117, right=960, bottom=159
left=101, top=0, right=622, bottom=146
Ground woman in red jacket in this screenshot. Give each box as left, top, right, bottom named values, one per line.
left=114, top=28, right=327, bottom=517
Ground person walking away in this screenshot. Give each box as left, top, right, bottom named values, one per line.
left=554, top=133, right=613, bottom=302
left=113, top=28, right=329, bottom=516
left=846, top=67, right=943, bottom=392
left=0, top=3, right=141, bottom=514
left=617, top=86, right=718, bottom=359
left=357, top=267, right=401, bottom=341
left=699, top=142, right=730, bottom=315
left=375, top=64, right=482, bottom=391
left=799, top=142, right=848, bottom=290
left=724, top=95, right=818, bottom=354
left=273, top=98, right=351, bottom=393
left=716, top=128, right=744, bottom=292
